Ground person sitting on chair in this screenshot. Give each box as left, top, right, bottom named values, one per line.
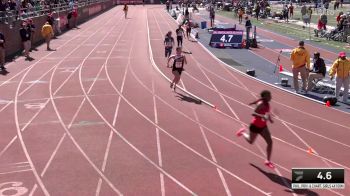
left=305, top=52, right=326, bottom=93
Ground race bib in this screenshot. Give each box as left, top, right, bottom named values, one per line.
left=166, top=41, right=172, bottom=47
left=175, top=58, right=183, bottom=68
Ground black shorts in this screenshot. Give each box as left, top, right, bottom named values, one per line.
left=249, top=124, right=267, bottom=133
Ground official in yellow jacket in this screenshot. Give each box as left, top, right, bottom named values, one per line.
left=290, top=41, right=310, bottom=93
left=329, top=51, right=350, bottom=103
left=41, top=22, right=54, bottom=51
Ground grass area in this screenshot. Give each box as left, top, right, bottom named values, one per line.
left=270, top=4, right=349, bottom=27
left=217, top=10, right=350, bottom=53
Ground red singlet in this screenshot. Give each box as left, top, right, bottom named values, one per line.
left=251, top=101, right=270, bottom=128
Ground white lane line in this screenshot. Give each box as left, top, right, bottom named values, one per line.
left=0, top=136, right=17, bottom=158
left=40, top=133, right=66, bottom=177
left=95, top=9, right=133, bottom=196
left=106, top=62, right=269, bottom=195
left=19, top=14, right=123, bottom=132
left=0, top=101, right=12, bottom=112
left=158, top=10, right=288, bottom=195
left=28, top=184, right=37, bottom=196
left=100, top=14, right=197, bottom=195
left=179, top=80, right=231, bottom=195
left=193, top=111, right=232, bottom=196
left=15, top=9, right=124, bottom=196
left=152, top=78, right=165, bottom=196
left=48, top=14, right=125, bottom=196
left=148, top=9, right=344, bottom=196
left=112, top=34, right=270, bottom=196
left=0, top=6, right=112, bottom=89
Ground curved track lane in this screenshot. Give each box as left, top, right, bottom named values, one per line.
left=0, top=5, right=349, bottom=196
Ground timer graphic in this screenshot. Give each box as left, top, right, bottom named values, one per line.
left=292, top=168, right=345, bottom=189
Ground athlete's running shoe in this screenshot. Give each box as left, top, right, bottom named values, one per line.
left=236, top=128, right=246, bottom=137
left=264, top=161, right=275, bottom=169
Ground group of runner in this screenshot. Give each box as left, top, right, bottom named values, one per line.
left=163, top=21, right=194, bottom=91
left=162, top=19, right=275, bottom=169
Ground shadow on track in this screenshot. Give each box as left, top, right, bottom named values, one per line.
left=250, top=163, right=319, bottom=196
left=175, top=92, right=202, bottom=105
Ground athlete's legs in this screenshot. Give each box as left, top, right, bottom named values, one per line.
left=260, top=127, right=273, bottom=161
left=243, top=131, right=258, bottom=144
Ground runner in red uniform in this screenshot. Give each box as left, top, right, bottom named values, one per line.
left=236, top=90, right=275, bottom=168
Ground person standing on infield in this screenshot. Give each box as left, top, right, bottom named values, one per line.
left=290, top=40, right=310, bottom=93
left=329, top=52, right=350, bottom=103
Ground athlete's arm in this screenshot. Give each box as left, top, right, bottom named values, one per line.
left=252, top=103, right=264, bottom=118
left=183, top=55, right=187, bottom=65
left=167, top=55, right=175, bottom=66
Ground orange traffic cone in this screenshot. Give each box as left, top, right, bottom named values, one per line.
left=279, top=64, right=284, bottom=72
left=307, top=147, right=314, bottom=154
left=326, top=100, right=331, bottom=107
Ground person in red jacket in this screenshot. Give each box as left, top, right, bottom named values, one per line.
left=236, top=90, right=275, bottom=169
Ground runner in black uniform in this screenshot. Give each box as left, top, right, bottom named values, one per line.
left=175, top=25, right=185, bottom=47
left=167, top=47, right=187, bottom=91
left=164, top=31, right=174, bottom=59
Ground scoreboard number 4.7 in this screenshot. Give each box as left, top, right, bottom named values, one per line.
left=220, top=35, right=234, bottom=43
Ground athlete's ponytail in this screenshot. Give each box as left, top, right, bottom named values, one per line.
left=249, top=90, right=271, bottom=105
left=249, top=98, right=263, bottom=105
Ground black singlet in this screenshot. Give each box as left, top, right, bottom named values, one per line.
left=172, top=55, right=185, bottom=74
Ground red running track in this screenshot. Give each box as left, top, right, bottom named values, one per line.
left=0, top=5, right=348, bottom=195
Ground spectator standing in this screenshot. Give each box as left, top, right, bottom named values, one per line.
left=329, top=52, right=350, bottom=103
left=282, top=5, right=288, bottom=23
left=301, top=4, right=307, bottom=18
left=320, top=13, right=327, bottom=30
left=334, top=0, right=340, bottom=10
left=288, top=3, right=293, bottom=18
left=307, top=6, right=313, bottom=21
left=255, top=3, right=260, bottom=20
left=0, top=32, right=5, bottom=70
left=306, top=52, right=326, bottom=93
left=19, top=21, right=31, bottom=60
left=72, top=7, right=78, bottom=28
left=238, top=8, right=244, bottom=24
left=290, top=41, right=310, bottom=93
left=245, top=16, right=252, bottom=49
left=324, top=1, right=329, bottom=13
left=209, top=6, right=215, bottom=27
left=27, top=19, right=36, bottom=51
left=41, top=21, right=54, bottom=51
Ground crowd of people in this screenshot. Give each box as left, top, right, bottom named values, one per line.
left=0, top=4, right=79, bottom=71
left=0, top=0, right=80, bottom=24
